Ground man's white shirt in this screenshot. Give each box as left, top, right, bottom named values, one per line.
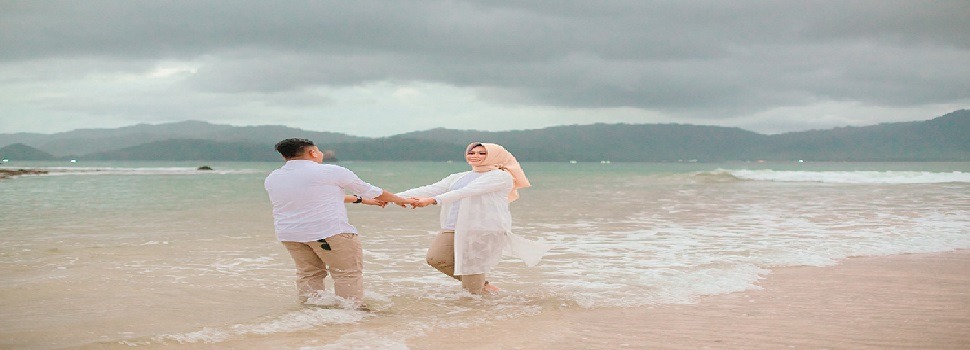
left=264, top=160, right=382, bottom=242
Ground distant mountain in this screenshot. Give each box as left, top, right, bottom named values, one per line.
left=392, top=110, right=969, bottom=162
left=0, top=143, right=55, bottom=161
left=2, top=110, right=967, bottom=162
left=392, top=123, right=768, bottom=162
left=0, top=121, right=368, bottom=157
left=78, top=138, right=466, bottom=162
left=79, top=139, right=283, bottom=161
left=327, top=138, right=468, bottom=161
left=761, top=109, right=970, bottom=161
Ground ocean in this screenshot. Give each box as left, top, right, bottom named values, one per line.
left=1, top=161, right=968, bottom=349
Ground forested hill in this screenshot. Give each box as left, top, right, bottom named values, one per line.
left=761, top=110, right=969, bottom=161
left=0, top=121, right=368, bottom=157
left=391, top=123, right=768, bottom=162
left=1, top=110, right=967, bottom=162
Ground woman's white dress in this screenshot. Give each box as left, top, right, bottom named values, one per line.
left=398, top=170, right=552, bottom=275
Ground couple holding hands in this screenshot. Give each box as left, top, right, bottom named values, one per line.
left=264, top=138, right=552, bottom=308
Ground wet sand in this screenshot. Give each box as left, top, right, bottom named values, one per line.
left=409, top=251, right=970, bottom=349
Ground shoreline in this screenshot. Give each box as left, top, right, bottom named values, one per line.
left=408, top=250, right=970, bottom=349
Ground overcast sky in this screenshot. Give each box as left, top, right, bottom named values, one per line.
left=1, top=1, right=968, bottom=137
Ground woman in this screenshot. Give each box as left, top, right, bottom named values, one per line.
left=398, top=142, right=552, bottom=295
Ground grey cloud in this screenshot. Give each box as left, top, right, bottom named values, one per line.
left=185, top=51, right=409, bottom=93
left=1, top=0, right=968, bottom=124
left=5, top=1, right=967, bottom=61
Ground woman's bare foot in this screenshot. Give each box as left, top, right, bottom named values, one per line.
left=483, top=281, right=501, bottom=294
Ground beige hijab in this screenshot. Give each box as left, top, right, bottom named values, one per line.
left=466, top=142, right=531, bottom=202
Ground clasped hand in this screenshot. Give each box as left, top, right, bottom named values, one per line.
left=360, top=197, right=433, bottom=209
left=391, top=197, right=435, bottom=209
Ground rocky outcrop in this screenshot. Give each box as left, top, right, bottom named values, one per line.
left=0, top=169, right=49, bottom=179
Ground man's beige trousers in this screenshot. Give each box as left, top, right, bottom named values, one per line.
left=282, top=233, right=364, bottom=302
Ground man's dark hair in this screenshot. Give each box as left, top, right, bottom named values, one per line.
left=275, top=138, right=315, bottom=158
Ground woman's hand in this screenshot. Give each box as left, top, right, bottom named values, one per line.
left=412, top=197, right=437, bottom=208
left=394, top=197, right=419, bottom=209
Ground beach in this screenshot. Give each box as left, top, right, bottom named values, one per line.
left=1, top=161, right=967, bottom=349
left=410, top=250, right=970, bottom=349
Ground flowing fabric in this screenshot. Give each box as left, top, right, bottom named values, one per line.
left=397, top=170, right=552, bottom=275
left=467, top=142, right=531, bottom=202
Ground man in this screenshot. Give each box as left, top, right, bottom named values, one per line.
left=264, top=138, right=413, bottom=308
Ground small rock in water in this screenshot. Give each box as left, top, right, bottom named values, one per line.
left=197, top=166, right=213, bottom=171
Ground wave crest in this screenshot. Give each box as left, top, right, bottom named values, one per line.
left=19, top=166, right=263, bottom=176
left=702, top=169, right=970, bottom=184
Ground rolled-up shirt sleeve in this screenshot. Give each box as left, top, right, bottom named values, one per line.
left=336, top=167, right=383, bottom=199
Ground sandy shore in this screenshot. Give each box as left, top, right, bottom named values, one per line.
left=408, top=251, right=970, bottom=349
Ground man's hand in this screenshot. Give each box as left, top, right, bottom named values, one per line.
left=361, top=198, right=387, bottom=207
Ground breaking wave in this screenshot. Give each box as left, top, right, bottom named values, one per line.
left=701, top=169, right=970, bottom=184
left=16, top=166, right=263, bottom=176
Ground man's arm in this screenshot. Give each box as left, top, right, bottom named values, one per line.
left=333, top=166, right=415, bottom=207
left=344, top=194, right=387, bottom=207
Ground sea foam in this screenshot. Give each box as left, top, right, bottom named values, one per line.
left=153, top=308, right=369, bottom=344
left=30, top=166, right=263, bottom=176
left=713, top=169, right=970, bottom=184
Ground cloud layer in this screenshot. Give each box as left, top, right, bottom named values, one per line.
left=1, top=0, right=968, bottom=136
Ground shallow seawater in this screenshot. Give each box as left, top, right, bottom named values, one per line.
left=1, top=161, right=968, bottom=349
